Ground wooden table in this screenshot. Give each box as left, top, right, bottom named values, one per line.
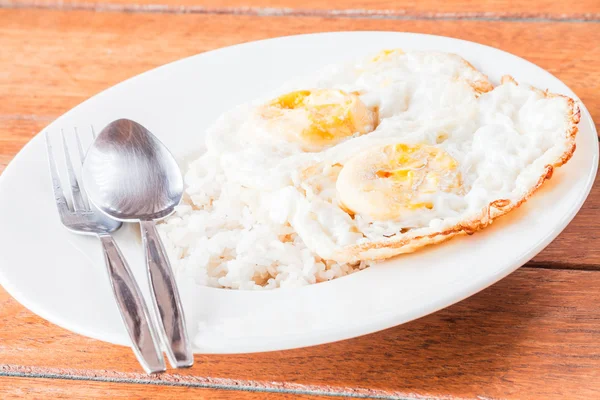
left=1, top=0, right=600, bottom=398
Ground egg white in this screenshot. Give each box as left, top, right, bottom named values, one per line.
left=285, top=76, right=578, bottom=262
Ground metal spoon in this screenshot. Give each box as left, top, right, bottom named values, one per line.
left=82, top=118, right=193, bottom=368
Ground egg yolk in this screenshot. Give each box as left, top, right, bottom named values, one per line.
left=260, top=89, right=376, bottom=151
left=336, top=143, right=462, bottom=221
left=371, top=49, right=405, bottom=63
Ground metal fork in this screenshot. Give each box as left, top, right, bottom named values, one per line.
left=45, top=128, right=166, bottom=374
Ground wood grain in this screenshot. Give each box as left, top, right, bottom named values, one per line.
left=0, top=118, right=48, bottom=174
left=3, top=0, right=600, bottom=20
left=0, top=377, right=323, bottom=399
left=0, top=10, right=599, bottom=131
left=2, top=267, right=600, bottom=399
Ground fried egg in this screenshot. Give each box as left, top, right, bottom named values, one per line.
left=256, top=89, right=376, bottom=151
left=336, top=143, right=463, bottom=221
left=204, top=50, right=493, bottom=190
left=272, top=76, right=579, bottom=263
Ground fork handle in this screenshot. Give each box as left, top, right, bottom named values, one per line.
left=140, top=220, right=194, bottom=368
left=98, top=234, right=166, bottom=374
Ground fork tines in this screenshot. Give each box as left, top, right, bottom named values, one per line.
left=45, top=127, right=96, bottom=215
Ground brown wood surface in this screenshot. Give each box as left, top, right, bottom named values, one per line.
left=3, top=268, right=600, bottom=399
left=4, top=0, right=600, bottom=20
left=2, top=9, right=600, bottom=124
left=1, top=0, right=599, bottom=399
left=0, top=377, right=323, bottom=399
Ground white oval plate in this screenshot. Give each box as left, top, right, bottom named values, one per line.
left=0, top=32, right=597, bottom=353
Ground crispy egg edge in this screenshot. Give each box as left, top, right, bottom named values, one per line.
left=332, top=75, right=580, bottom=264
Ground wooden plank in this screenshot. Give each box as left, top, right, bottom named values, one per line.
left=0, top=377, right=322, bottom=399
left=0, top=10, right=599, bottom=135
left=0, top=117, right=47, bottom=154
left=0, top=118, right=48, bottom=174
left=2, top=267, right=600, bottom=399
left=3, top=0, right=600, bottom=20
left=532, top=168, right=600, bottom=268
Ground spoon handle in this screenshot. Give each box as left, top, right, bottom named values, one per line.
left=140, top=220, right=194, bottom=368
left=98, top=234, right=166, bottom=374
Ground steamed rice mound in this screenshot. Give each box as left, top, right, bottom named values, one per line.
left=159, top=154, right=368, bottom=289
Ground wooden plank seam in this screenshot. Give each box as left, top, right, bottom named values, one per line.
left=0, top=0, right=599, bottom=22
left=0, top=367, right=409, bottom=399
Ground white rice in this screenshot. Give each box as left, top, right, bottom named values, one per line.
left=158, top=153, right=368, bottom=290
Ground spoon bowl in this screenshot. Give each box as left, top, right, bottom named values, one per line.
left=82, top=119, right=183, bottom=221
